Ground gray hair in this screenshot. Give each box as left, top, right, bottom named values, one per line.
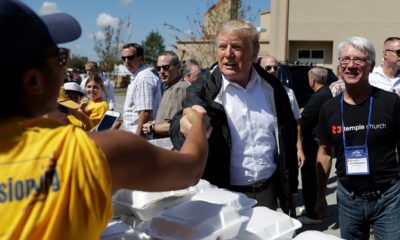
left=216, top=19, right=260, bottom=54
left=308, top=66, right=328, bottom=84
left=182, top=59, right=200, bottom=77
left=337, top=36, right=376, bottom=63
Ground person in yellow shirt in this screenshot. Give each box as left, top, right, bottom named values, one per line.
left=45, top=86, right=94, bottom=131
left=81, top=75, right=109, bottom=126
left=0, top=1, right=211, bottom=239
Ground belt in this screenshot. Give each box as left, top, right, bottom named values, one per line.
left=229, top=177, right=274, bottom=193
left=351, top=177, right=400, bottom=201
left=354, top=190, right=382, bottom=201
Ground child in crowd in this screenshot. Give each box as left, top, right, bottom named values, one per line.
left=82, top=75, right=109, bottom=126
left=44, top=86, right=94, bottom=131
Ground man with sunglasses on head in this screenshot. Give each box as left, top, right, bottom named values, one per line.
left=121, top=43, right=162, bottom=137
left=143, top=51, right=189, bottom=138
left=369, top=37, right=400, bottom=96
left=0, top=1, right=211, bottom=238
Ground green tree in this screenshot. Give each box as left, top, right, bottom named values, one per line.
left=67, top=54, right=88, bottom=70
left=93, top=22, right=123, bottom=72
left=141, top=31, right=165, bottom=67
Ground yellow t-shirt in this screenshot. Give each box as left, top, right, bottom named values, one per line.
left=0, top=118, right=112, bottom=239
left=67, top=110, right=94, bottom=131
left=84, top=99, right=109, bottom=126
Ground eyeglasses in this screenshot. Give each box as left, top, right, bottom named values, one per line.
left=338, top=56, right=368, bottom=65
left=385, top=49, right=400, bottom=57
left=156, top=65, right=172, bottom=72
left=265, top=65, right=279, bottom=71
left=121, top=55, right=136, bottom=61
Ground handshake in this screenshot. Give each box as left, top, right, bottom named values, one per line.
left=180, top=105, right=212, bottom=139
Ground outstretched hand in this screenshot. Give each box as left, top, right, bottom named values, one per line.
left=180, top=105, right=212, bottom=138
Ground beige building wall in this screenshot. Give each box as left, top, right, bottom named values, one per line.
left=259, top=10, right=271, bottom=57
left=269, top=0, right=400, bottom=69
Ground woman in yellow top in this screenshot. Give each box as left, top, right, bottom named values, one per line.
left=82, top=75, right=109, bottom=126
left=0, top=2, right=211, bottom=239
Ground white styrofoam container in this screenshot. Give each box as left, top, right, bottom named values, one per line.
left=293, top=231, right=343, bottom=240
left=191, top=188, right=257, bottom=211
left=236, top=206, right=302, bottom=240
left=112, top=180, right=214, bottom=221
left=142, top=200, right=248, bottom=240
left=100, top=220, right=135, bottom=240
left=148, top=137, right=173, bottom=149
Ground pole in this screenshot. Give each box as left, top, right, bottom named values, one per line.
left=284, top=0, right=290, bottom=63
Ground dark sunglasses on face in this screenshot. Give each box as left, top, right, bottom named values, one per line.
left=265, top=65, right=278, bottom=71
left=40, top=47, right=69, bottom=67
left=121, top=55, right=136, bottom=61
left=385, top=49, right=400, bottom=58
left=57, top=48, right=69, bottom=67
left=156, top=64, right=172, bottom=72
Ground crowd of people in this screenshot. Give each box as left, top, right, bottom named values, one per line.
left=1, top=1, right=400, bottom=240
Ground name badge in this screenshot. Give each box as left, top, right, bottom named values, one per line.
left=344, top=145, right=370, bottom=175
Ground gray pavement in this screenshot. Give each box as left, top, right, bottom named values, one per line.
left=295, top=159, right=340, bottom=238
left=113, top=91, right=341, bottom=238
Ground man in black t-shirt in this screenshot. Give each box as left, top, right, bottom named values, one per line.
left=316, top=37, right=400, bottom=240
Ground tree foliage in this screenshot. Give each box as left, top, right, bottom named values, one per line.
left=164, top=0, right=254, bottom=67
left=141, top=31, right=165, bottom=67
left=66, top=54, right=88, bottom=70
left=93, top=22, right=123, bottom=72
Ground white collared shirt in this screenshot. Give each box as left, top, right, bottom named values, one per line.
left=369, top=65, right=400, bottom=96
left=220, top=67, right=277, bottom=185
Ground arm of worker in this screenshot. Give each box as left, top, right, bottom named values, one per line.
left=143, top=121, right=170, bottom=136
left=136, top=110, right=152, bottom=137
left=314, top=144, right=332, bottom=220
left=89, top=106, right=211, bottom=193
left=296, top=121, right=306, bottom=168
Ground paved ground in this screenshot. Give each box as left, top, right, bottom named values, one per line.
left=113, top=92, right=341, bottom=238
left=294, top=159, right=340, bottom=238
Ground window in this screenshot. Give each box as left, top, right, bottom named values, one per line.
left=297, top=49, right=324, bottom=64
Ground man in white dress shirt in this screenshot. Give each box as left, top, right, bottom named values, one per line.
left=170, top=20, right=298, bottom=214
left=369, top=37, right=400, bottom=96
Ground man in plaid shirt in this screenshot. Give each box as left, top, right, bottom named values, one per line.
left=122, top=43, right=161, bottom=137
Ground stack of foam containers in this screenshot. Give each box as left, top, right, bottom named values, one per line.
left=105, top=179, right=303, bottom=239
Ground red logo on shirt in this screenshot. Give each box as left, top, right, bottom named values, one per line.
left=332, top=125, right=342, bottom=134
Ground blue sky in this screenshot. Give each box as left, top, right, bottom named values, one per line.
left=24, top=0, right=270, bottom=61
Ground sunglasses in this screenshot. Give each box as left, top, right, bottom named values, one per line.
left=121, top=55, right=136, bottom=61
left=156, top=64, right=172, bottom=72
left=385, top=49, right=400, bottom=57
left=58, top=105, right=69, bottom=114
left=57, top=48, right=70, bottom=67
left=265, top=65, right=278, bottom=71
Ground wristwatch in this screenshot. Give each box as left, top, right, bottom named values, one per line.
left=149, top=123, right=155, bottom=133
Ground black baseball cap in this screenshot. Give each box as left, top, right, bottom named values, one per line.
left=0, top=0, right=81, bottom=71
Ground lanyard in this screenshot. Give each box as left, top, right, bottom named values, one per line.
left=340, top=94, right=373, bottom=147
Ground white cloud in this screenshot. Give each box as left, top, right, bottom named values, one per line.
left=40, top=2, right=59, bottom=15
left=120, top=0, right=132, bottom=5
left=75, top=44, right=82, bottom=49
left=90, top=31, right=106, bottom=40
left=96, top=13, right=120, bottom=28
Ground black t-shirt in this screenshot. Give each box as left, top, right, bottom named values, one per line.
left=318, top=87, right=400, bottom=192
